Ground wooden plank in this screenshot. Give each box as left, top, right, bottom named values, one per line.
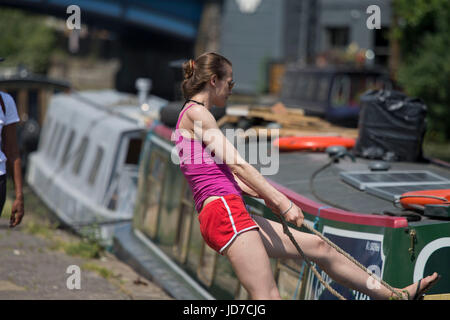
left=247, top=110, right=327, bottom=129
left=221, top=103, right=359, bottom=139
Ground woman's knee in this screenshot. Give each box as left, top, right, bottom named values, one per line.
left=310, top=235, right=333, bottom=263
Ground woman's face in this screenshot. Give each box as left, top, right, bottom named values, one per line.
left=212, top=64, right=234, bottom=107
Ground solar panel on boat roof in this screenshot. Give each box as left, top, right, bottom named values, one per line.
left=340, top=170, right=450, bottom=190
left=366, top=183, right=450, bottom=202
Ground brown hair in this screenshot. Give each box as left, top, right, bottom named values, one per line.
left=181, top=52, right=232, bottom=100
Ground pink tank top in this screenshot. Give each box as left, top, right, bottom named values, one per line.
left=174, top=103, right=242, bottom=212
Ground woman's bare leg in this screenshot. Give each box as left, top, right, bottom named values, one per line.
left=252, top=215, right=438, bottom=300
left=222, top=229, right=281, bottom=300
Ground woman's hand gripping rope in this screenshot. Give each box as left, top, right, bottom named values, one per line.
left=264, top=199, right=304, bottom=228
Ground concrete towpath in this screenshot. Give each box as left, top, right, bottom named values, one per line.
left=0, top=184, right=172, bottom=300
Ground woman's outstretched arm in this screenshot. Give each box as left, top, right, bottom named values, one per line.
left=185, top=105, right=304, bottom=226
left=232, top=172, right=261, bottom=198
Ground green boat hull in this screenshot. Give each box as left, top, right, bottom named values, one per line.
left=132, top=129, right=450, bottom=300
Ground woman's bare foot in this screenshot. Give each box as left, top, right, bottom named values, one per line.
left=393, top=272, right=440, bottom=300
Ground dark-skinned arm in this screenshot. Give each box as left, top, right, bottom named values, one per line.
left=2, top=122, right=24, bottom=227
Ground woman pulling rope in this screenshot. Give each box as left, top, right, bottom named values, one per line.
left=174, top=52, right=440, bottom=300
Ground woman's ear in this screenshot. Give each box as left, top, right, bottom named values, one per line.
left=210, top=74, right=217, bottom=87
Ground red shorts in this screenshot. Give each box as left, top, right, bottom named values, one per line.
left=198, top=194, right=259, bottom=255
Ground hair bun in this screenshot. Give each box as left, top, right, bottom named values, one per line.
left=184, top=59, right=195, bottom=79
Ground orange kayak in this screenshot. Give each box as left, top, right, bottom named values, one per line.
left=399, top=189, right=450, bottom=210
left=273, top=136, right=356, bottom=151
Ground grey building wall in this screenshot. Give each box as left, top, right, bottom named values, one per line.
left=220, top=0, right=285, bottom=94
left=219, top=0, right=392, bottom=95
left=283, top=0, right=303, bottom=63
left=318, top=0, right=392, bottom=60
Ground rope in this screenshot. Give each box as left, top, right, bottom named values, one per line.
left=277, top=215, right=406, bottom=300
left=292, top=205, right=329, bottom=299
left=277, top=215, right=346, bottom=300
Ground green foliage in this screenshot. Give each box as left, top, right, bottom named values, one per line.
left=81, top=263, right=119, bottom=280
left=64, top=239, right=103, bottom=259
left=0, top=8, right=56, bottom=73
left=392, top=0, right=450, bottom=141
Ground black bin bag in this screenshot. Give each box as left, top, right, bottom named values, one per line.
left=354, top=90, right=427, bottom=162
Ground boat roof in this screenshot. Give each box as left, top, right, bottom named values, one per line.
left=50, top=89, right=167, bottom=128
left=49, top=90, right=144, bottom=132
left=249, top=144, right=450, bottom=227
left=35, top=89, right=163, bottom=207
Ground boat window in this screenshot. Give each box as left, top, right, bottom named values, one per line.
left=47, top=122, right=60, bottom=156
left=61, top=129, right=75, bottom=166
left=305, top=75, right=318, bottom=101
left=88, top=146, right=104, bottom=185
left=173, top=181, right=196, bottom=264
left=52, top=125, right=66, bottom=160
left=350, top=76, right=370, bottom=107
left=197, top=242, right=217, bottom=288
left=326, top=27, right=350, bottom=48
left=28, top=89, right=39, bottom=122
left=275, top=259, right=305, bottom=300
left=280, top=71, right=297, bottom=101
left=72, top=136, right=89, bottom=175
left=141, top=150, right=167, bottom=238
left=317, top=76, right=330, bottom=103
left=125, top=138, right=142, bottom=165
left=295, top=75, right=308, bottom=100
left=332, top=74, right=393, bottom=109
left=331, top=75, right=351, bottom=108
left=39, top=116, right=52, bottom=151
left=213, top=254, right=240, bottom=298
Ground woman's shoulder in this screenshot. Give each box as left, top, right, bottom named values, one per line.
left=184, top=103, right=214, bottom=121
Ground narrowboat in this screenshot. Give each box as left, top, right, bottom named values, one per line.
left=280, top=66, right=393, bottom=126
left=26, top=86, right=449, bottom=300
left=26, top=87, right=168, bottom=246
left=113, top=110, right=450, bottom=300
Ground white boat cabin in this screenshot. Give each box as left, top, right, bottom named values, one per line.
left=26, top=89, right=167, bottom=242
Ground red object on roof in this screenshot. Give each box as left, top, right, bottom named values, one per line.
left=399, top=189, right=450, bottom=210
left=273, top=136, right=356, bottom=151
